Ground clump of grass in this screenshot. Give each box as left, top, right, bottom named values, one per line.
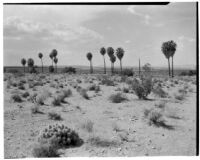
left=79, top=89, right=89, bottom=99
left=11, top=94, right=22, bottom=103
left=109, top=92, right=127, bottom=103
left=32, top=143, right=60, bottom=157
left=174, top=93, right=185, bottom=101
left=52, top=96, right=61, bottom=106
left=36, top=95, right=46, bottom=105
left=152, top=86, right=168, bottom=98
left=81, top=120, right=94, bottom=132
left=155, top=101, right=166, bottom=109
left=31, top=105, right=42, bottom=114
left=18, top=84, right=25, bottom=90
left=48, top=112, right=62, bottom=120
left=88, top=84, right=100, bottom=93
left=101, top=76, right=115, bottom=86
left=148, top=110, right=165, bottom=126
left=22, top=91, right=30, bottom=98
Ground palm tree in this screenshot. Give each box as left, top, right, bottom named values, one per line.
left=54, top=57, right=58, bottom=73
left=110, top=55, right=116, bottom=74
left=116, top=47, right=124, bottom=74
left=49, top=52, right=54, bottom=66
left=27, top=58, right=34, bottom=73
left=86, top=52, right=93, bottom=74
left=168, top=40, right=177, bottom=77
left=52, top=49, right=58, bottom=58
left=38, top=53, right=43, bottom=73
left=100, top=47, right=106, bottom=74
left=162, top=41, right=172, bottom=77
left=21, top=58, right=26, bottom=73
left=107, top=47, right=114, bottom=74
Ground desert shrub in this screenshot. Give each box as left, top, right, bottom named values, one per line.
left=88, top=84, right=100, bottom=92
left=30, top=67, right=37, bottom=74
left=88, top=135, right=118, bottom=147
left=122, top=87, right=129, bottom=93
left=39, top=124, right=82, bottom=148
left=81, top=120, right=94, bottom=133
left=48, top=112, right=62, bottom=120
left=11, top=94, right=22, bottom=102
left=62, top=89, right=72, bottom=98
left=31, top=105, right=41, bottom=114
left=49, top=65, right=54, bottom=73
left=101, top=76, right=115, bottom=86
left=12, top=82, right=17, bottom=87
left=178, top=88, right=187, bottom=94
left=76, top=79, right=82, bottom=83
left=32, top=143, right=60, bottom=157
left=62, top=67, right=76, bottom=74
left=36, top=95, right=46, bottom=105
left=122, top=68, right=134, bottom=77
left=130, top=77, right=153, bottom=99
left=79, top=89, right=89, bottom=99
left=109, top=93, right=127, bottom=103
left=52, top=96, right=61, bottom=106
left=18, top=84, right=25, bottom=90
left=174, top=93, right=185, bottom=101
left=155, top=101, right=166, bottom=109
left=22, top=91, right=30, bottom=98
left=152, top=86, right=168, bottom=98
left=148, top=110, right=164, bottom=126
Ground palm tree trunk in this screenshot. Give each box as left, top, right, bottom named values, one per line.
left=120, top=60, right=122, bottom=74
left=139, top=58, right=141, bottom=78
left=41, top=59, right=43, bottom=73
left=113, top=63, right=115, bottom=74
left=111, top=62, right=112, bottom=75
left=172, top=56, right=174, bottom=78
left=90, top=61, right=92, bottom=74
left=168, top=58, right=171, bottom=77
left=103, top=56, right=106, bottom=74
left=56, top=64, right=57, bottom=73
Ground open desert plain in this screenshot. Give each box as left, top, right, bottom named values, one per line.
left=4, top=71, right=197, bottom=158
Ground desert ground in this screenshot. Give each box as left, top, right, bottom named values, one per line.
left=4, top=72, right=196, bottom=158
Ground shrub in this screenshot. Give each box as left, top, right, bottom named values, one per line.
left=32, top=143, right=60, bottom=157
left=101, top=77, right=115, bottom=86
left=48, top=112, right=62, bottom=120
left=62, top=67, right=76, bottom=74
left=79, top=89, right=89, bottom=99
left=22, top=91, right=30, bottom=98
left=11, top=94, right=22, bottom=102
left=152, top=86, right=168, bottom=98
left=39, top=124, right=82, bottom=148
left=62, top=89, right=72, bottom=98
left=52, top=97, right=61, bottom=106
left=122, top=68, right=134, bottom=77
left=88, top=84, right=100, bottom=93
left=31, top=105, right=41, bottom=114
left=49, top=65, right=54, bottom=73
left=130, top=77, right=153, bottom=99
left=18, top=84, right=25, bottom=90
left=109, top=93, right=127, bottom=103
left=155, top=101, right=166, bottom=109
left=148, top=110, right=164, bottom=126
left=36, top=95, right=46, bottom=105
left=174, top=93, right=185, bottom=101
left=81, top=120, right=94, bottom=133
left=122, top=87, right=129, bottom=93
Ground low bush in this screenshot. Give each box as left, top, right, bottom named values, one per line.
left=52, top=96, right=61, bottom=106
left=31, top=105, right=42, bottom=114
left=39, top=124, right=82, bottom=148
left=152, top=86, right=168, bottom=98
left=11, top=94, right=22, bottom=103
left=48, top=112, right=62, bottom=120
left=109, top=92, right=127, bottom=103
left=88, top=84, right=100, bottom=93
left=22, top=91, right=30, bottom=98
left=79, top=89, right=89, bottom=99
left=49, top=66, right=54, bottom=73
left=62, top=67, right=76, bottom=74
left=101, top=76, right=115, bottom=86
left=121, top=68, right=134, bottom=77
left=174, top=93, right=185, bottom=101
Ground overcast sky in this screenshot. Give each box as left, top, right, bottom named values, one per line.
left=3, top=2, right=196, bottom=67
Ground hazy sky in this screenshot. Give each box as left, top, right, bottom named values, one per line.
left=3, top=3, right=196, bottom=67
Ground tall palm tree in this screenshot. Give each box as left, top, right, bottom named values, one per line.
left=110, top=55, right=116, bottom=74
left=116, top=47, right=124, bottom=74
left=100, top=47, right=106, bottom=74
left=21, top=58, right=26, bottom=73
left=27, top=58, right=34, bottom=73
left=52, top=49, right=58, bottom=58
left=107, top=47, right=114, bottom=74
left=86, top=52, right=93, bottom=74
left=162, top=41, right=172, bottom=77
left=168, top=40, right=177, bottom=78
left=54, top=57, right=58, bottom=73
left=49, top=52, right=54, bottom=66
left=38, top=52, right=43, bottom=73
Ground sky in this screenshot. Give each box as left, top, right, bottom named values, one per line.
left=3, top=2, right=196, bottom=68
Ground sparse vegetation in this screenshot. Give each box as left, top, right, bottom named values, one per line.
left=109, top=92, right=127, bottom=103
left=48, top=112, right=62, bottom=120
left=11, top=94, right=22, bottom=102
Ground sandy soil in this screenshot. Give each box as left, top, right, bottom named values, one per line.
left=4, top=73, right=196, bottom=158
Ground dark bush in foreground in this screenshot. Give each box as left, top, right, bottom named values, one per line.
left=122, top=68, right=134, bottom=77
left=180, top=70, right=196, bottom=76
left=39, top=124, right=82, bottom=148
left=48, top=112, right=62, bottom=120
left=11, top=94, right=22, bottom=102
left=62, top=67, right=76, bottom=74
left=109, top=92, right=127, bottom=103
left=130, top=77, right=153, bottom=99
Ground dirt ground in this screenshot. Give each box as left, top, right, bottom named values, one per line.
left=4, top=73, right=196, bottom=158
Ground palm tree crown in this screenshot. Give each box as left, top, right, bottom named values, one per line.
left=107, top=47, right=114, bottom=58
left=116, top=47, right=124, bottom=60
left=21, top=58, right=26, bottom=66
left=100, top=47, right=106, bottom=56
left=161, top=41, right=176, bottom=59
left=86, top=52, right=93, bottom=61
left=54, top=57, right=58, bottom=64
left=27, top=58, right=34, bottom=67
left=38, top=53, right=43, bottom=59
left=51, top=49, right=58, bottom=57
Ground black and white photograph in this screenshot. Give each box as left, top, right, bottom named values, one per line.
left=3, top=1, right=198, bottom=158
